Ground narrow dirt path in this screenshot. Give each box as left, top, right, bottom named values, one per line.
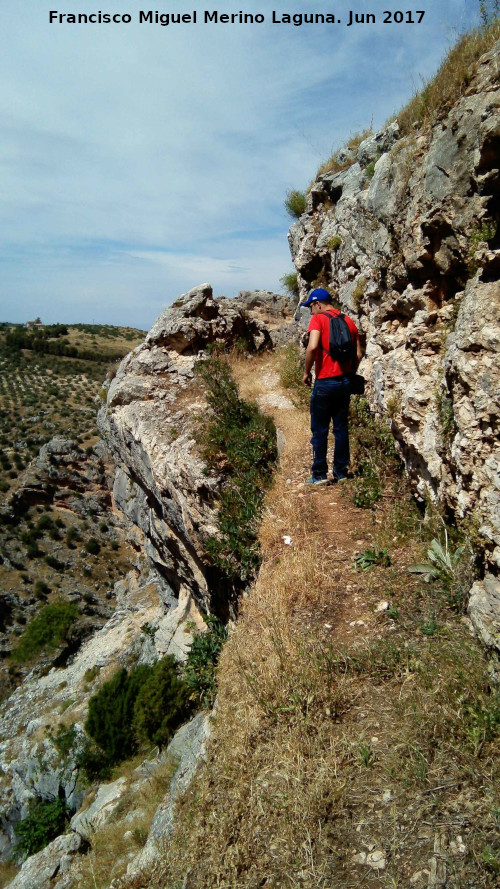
left=233, top=351, right=394, bottom=648
left=153, top=351, right=499, bottom=889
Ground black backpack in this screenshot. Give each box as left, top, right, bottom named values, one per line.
left=319, top=311, right=354, bottom=363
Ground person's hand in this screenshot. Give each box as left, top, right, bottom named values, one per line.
left=303, top=372, right=312, bottom=388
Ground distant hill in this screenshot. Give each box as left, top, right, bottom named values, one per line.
left=0, top=322, right=146, bottom=364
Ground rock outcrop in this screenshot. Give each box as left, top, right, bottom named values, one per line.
left=98, top=283, right=273, bottom=621
left=126, top=711, right=210, bottom=879
left=288, top=41, right=500, bottom=646
left=0, top=438, right=112, bottom=519
left=0, top=284, right=282, bottom=879
left=0, top=562, right=163, bottom=862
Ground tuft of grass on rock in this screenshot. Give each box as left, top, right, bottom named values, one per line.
left=284, top=189, right=307, bottom=218
left=397, top=19, right=500, bottom=135
left=279, top=271, right=299, bottom=297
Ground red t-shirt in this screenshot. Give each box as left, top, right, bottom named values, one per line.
left=308, top=309, right=358, bottom=379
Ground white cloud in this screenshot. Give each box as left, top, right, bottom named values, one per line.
left=0, top=0, right=476, bottom=327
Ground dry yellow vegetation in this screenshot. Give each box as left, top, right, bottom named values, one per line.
left=118, top=350, right=499, bottom=889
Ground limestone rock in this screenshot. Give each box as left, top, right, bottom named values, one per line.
left=6, top=832, right=84, bottom=889
left=235, top=289, right=296, bottom=321
left=2, top=437, right=111, bottom=518
left=99, top=283, right=275, bottom=619
left=0, top=564, right=168, bottom=861
left=468, top=574, right=500, bottom=651
left=71, top=778, right=128, bottom=838
left=145, top=283, right=271, bottom=354
left=357, top=121, right=400, bottom=167
left=288, top=39, right=500, bottom=627
left=126, top=711, right=210, bottom=877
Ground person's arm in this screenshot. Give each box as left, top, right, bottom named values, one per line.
left=353, top=336, right=364, bottom=373
left=303, top=329, right=321, bottom=387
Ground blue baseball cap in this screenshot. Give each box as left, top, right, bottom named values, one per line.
left=300, top=288, right=331, bottom=308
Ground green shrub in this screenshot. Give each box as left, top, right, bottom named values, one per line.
left=279, top=272, right=299, bottom=297
left=279, top=344, right=309, bottom=408
left=26, top=543, right=43, bottom=559
left=75, top=736, right=112, bottom=782
left=352, top=459, right=382, bottom=509
left=11, top=600, right=78, bottom=663
left=36, top=515, right=54, bottom=532
left=183, top=616, right=228, bottom=708
left=14, top=794, right=69, bottom=859
left=45, top=554, right=65, bottom=571
left=85, top=665, right=152, bottom=765
left=195, top=357, right=277, bottom=585
left=66, top=526, right=80, bottom=548
left=85, top=658, right=190, bottom=767
left=348, top=399, right=399, bottom=508
left=51, top=724, right=78, bottom=758
left=284, top=189, right=307, bottom=218
left=350, top=398, right=397, bottom=466
left=34, top=580, right=50, bottom=599
left=134, top=656, right=190, bottom=748
left=84, top=537, right=100, bottom=555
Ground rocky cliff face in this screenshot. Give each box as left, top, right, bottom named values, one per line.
left=97, top=283, right=289, bottom=622
left=0, top=286, right=289, bottom=877
left=289, top=41, right=500, bottom=646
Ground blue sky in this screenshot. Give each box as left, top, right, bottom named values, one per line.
left=0, top=0, right=480, bottom=329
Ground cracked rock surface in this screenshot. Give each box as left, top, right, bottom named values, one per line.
left=289, top=41, right=500, bottom=647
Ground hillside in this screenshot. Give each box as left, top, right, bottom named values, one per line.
left=0, top=25, right=499, bottom=889
left=288, top=33, right=500, bottom=650
left=132, top=348, right=499, bottom=889
left=0, top=326, right=144, bottom=702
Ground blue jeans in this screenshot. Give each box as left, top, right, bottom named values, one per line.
left=310, top=376, right=351, bottom=479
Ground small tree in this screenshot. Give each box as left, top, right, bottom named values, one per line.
left=84, top=537, right=100, bottom=555
left=85, top=665, right=150, bottom=765
left=11, top=600, right=78, bottom=663
left=14, top=793, right=69, bottom=859
left=134, top=656, right=190, bottom=749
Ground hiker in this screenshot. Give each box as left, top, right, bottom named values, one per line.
left=301, top=288, right=363, bottom=485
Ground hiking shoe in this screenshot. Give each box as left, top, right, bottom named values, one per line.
left=305, top=476, right=328, bottom=486
left=333, top=473, right=349, bottom=483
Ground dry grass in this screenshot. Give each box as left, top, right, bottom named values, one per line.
left=397, top=21, right=500, bottom=134
left=308, top=23, right=499, bottom=196
left=315, top=129, right=373, bottom=180
left=73, top=758, right=178, bottom=889
left=0, top=861, right=19, bottom=888
left=117, top=352, right=499, bottom=889
left=64, top=325, right=144, bottom=354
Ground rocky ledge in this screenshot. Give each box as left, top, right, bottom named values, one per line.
left=98, top=283, right=286, bottom=622
left=289, top=41, right=500, bottom=649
